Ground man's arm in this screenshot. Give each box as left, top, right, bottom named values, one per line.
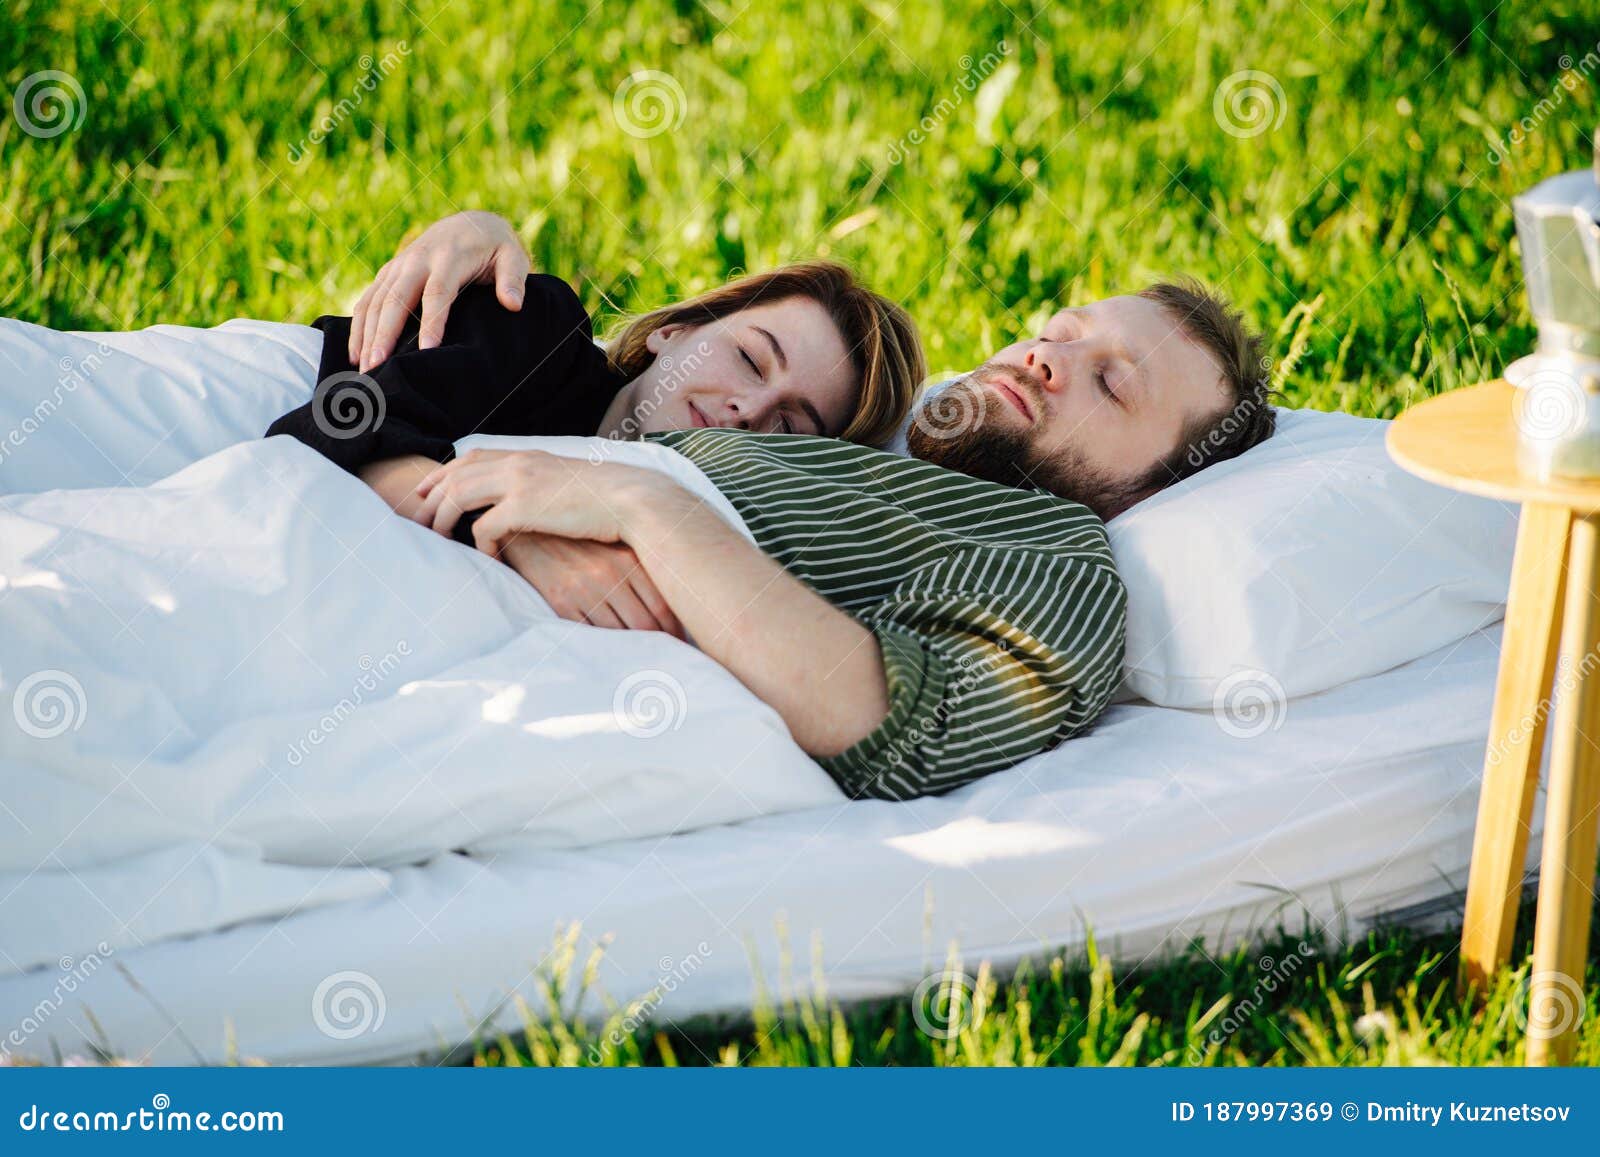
left=415, top=449, right=892, bottom=759
left=612, top=484, right=891, bottom=759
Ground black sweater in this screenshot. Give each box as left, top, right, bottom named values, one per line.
left=268, top=273, right=626, bottom=474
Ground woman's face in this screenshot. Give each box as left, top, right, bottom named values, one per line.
left=629, top=296, right=859, bottom=437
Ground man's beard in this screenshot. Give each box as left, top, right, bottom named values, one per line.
left=904, top=373, right=1141, bottom=521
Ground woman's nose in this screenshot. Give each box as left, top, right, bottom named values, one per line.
left=726, top=396, right=768, bottom=431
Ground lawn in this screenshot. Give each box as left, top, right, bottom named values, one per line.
left=4, top=0, right=1599, bottom=1065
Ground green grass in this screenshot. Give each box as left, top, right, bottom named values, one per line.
left=474, top=899, right=1600, bottom=1067
left=5, top=0, right=1600, bottom=1066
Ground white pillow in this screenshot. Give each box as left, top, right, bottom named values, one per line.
left=1107, top=406, right=1518, bottom=707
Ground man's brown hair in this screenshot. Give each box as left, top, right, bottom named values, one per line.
left=604, top=261, right=925, bottom=446
left=1132, top=278, right=1277, bottom=496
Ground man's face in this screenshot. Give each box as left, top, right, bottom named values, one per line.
left=906, top=295, right=1229, bottom=519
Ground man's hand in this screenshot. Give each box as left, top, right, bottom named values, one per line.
left=498, top=534, right=684, bottom=637
left=411, top=448, right=648, bottom=549
left=350, top=211, right=531, bottom=372
left=361, top=452, right=679, bottom=635
left=414, top=448, right=891, bottom=759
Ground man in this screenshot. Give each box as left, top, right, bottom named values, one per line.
left=309, top=212, right=1276, bottom=801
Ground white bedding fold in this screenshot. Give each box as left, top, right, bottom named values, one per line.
left=0, top=434, right=841, bottom=977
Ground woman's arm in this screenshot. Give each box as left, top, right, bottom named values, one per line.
left=360, top=454, right=439, bottom=521
left=414, top=449, right=892, bottom=758
left=267, top=273, right=615, bottom=476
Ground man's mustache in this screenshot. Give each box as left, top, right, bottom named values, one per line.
left=964, top=361, right=1044, bottom=415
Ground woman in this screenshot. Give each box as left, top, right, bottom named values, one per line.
left=266, top=215, right=925, bottom=634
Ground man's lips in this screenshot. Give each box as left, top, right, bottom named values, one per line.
left=979, top=375, right=1035, bottom=422
left=687, top=400, right=710, bottom=428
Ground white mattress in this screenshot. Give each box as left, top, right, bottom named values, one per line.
left=0, top=622, right=1514, bottom=1065
left=0, top=316, right=1520, bottom=1064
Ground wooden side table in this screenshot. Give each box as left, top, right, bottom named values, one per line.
left=1388, top=380, right=1600, bottom=1065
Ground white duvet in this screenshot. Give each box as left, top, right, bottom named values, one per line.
left=0, top=327, right=842, bottom=978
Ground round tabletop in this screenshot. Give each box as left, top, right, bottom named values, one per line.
left=1387, top=380, right=1600, bottom=513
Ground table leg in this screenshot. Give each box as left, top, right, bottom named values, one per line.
left=1527, top=512, right=1600, bottom=1066
left=1460, top=503, right=1571, bottom=994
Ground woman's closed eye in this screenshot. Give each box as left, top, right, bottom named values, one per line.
left=739, top=345, right=792, bottom=431
left=739, top=345, right=763, bottom=380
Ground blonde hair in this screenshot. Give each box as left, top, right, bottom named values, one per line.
left=604, top=261, right=925, bottom=445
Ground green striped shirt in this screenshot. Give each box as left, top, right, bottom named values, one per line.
left=649, top=429, right=1128, bottom=801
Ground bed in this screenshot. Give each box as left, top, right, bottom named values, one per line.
left=0, top=316, right=1524, bottom=1064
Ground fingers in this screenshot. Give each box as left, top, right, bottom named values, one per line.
left=494, top=534, right=679, bottom=637
left=415, top=449, right=517, bottom=500
left=597, top=582, right=666, bottom=633
left=582, top=603, right=626, bottom=631
left=356, top=262, right=404, bottom=370
left=422, top=466, right=511, bottom=538
left=349, top=261, right=391, bottom=364
left=356, top=270, right=394, bottom=371
left=409, top=455, right=487, bottom=533
left=426, top=493, right=469, bottom=540
left=415, top=285, right=457, bottom=352
left=414, top=457, right=455, bottom=499
left=351, top=211, right=529, bottom=368
left=494, top=243, right=531, bottom=311
left=628, top=572, right=684, bottom=639
left=471, top=504, right=514, bottom=553
left=361, top=261, right=434, bottom=372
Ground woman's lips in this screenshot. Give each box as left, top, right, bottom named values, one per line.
left=687, top=400, right=710, bottom=428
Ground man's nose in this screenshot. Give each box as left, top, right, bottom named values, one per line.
left=1022, top=343, right=1071, bottom=393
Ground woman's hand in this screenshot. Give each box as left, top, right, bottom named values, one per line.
left=412, top=448, right=678, bottom=552
left=350, top=211, right=531, bottom=372
left=498, top=534, right=683, bottom=637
